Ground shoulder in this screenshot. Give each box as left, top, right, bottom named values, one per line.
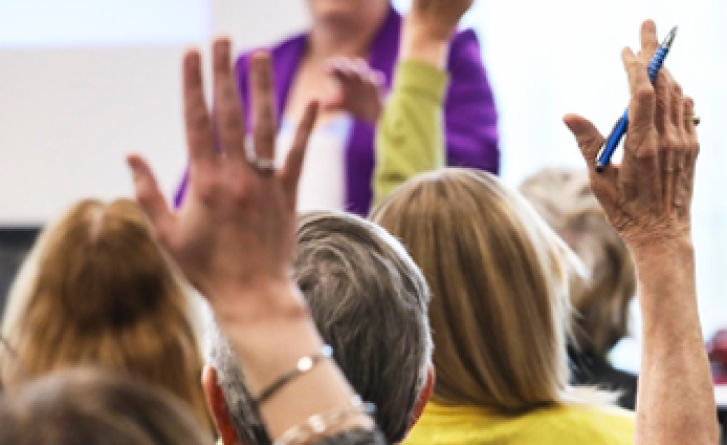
left=519, top=404, right=636, bottom=444
left=448, top=29, right=483, bottom=67
left=446, top=28, right=490, bottom=87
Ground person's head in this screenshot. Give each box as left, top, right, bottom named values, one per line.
left=0, top=368, right=211, bottom=445
left=203, top=211, right=433, bottom=444
left=519, top=168, right=637, bottom=358
left=0, top=199, right=211, bottom=431
left=306, top=0, right=390, bottom=39
left=371, top=168, right=580, bottom=412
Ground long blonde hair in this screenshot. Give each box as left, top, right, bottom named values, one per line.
left=0, top=199, right=212, bottom=432
left=372, top=169, right=591, bottom=412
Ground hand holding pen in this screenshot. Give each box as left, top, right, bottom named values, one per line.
left=594, top=25, right=680, bottom=172
left=564, top=19, right=701, bottom=232
left=564, top=20, right=714, bottom=445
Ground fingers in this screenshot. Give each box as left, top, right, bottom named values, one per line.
left=683, top=96, right=698, bottom=140
left=621, top=48, right=661, bottom=209
left=640, top=20, right=659, bottom=61
left=127, top=154, right=175, bottom=242
left=668, top=73, right=685, bottom=131
left=681, top=96, right=700, bottom=208
left=249, top=51, right=278, bottom=162
left=653, top=69, right=687, bottom=215
left=322, top=92, right=344, bottom=111
left=653, top=70, right=672, bottom=135
left=623, top=48, right=656, bottom=133
left=329, top=57, right=381, bottom=87
left=213, top=39, right=247, bottom=161
left=183, top=50, right=217, bottom=169
left=280, top=101, right=319, bottom=206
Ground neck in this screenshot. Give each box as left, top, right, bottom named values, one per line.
left=308, top=2, right=389, bottom=60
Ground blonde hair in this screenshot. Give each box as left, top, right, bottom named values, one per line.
left=372, top=169, right=594, bottom=412
left=0, top=199, right=212, bottom=432
left=520, top=168, right=636, bottom=357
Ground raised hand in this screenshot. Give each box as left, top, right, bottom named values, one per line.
left=564, top=21, right=698, bottom=252
left=324, top=57, right=385, bottom=123
left=409, top=0, right=474, bottom=42
left=565, top=21, right=718, bottom=445
left=128, top=40, right=318, bottom=322
left=401, top=0, right=474, bottom=68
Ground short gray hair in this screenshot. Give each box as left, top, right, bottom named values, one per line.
left=205, top=211, right=432, bottom=443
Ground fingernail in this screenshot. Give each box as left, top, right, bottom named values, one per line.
left=644, top=20, right=656, bottom=33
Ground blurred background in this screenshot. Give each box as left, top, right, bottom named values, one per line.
left=0, top=0, right=725, bottom=374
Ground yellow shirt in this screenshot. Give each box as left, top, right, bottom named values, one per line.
left=404, top=401, right=635, bottom=445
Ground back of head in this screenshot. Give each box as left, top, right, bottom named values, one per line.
left=520, top=168, right=637, bottom=357
left=0, top=368, right=211, bottom=445
left=0, top=199, right=211, bottom=430
left=206, top=211, right=432, bottom=443
left=371, top=168, right=575, bottom=412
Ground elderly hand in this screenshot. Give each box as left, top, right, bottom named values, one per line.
left=409, top=0, right=474, bottom=42
left=564, top=21, right=698, bottom=254
left=127, top=40, right=318, bottom=322
left=324, top=57, right=385, bottom=123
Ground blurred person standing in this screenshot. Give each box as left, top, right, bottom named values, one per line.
left=175, top=0, right=499, bottom=215
left=520, top=168, right=638, bottom=410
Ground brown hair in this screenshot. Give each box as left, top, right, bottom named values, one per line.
left=0, top=199, right=212, bottom=432
left=206, top=211, right=432, bottom=443
left=0, top=367, right=211, bottom=445
left=520, top=168, right=637, bottom=357
left=372, top=169, right=588, bottom=412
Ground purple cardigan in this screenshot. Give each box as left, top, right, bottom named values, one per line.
left=176, top=6, right=499, bottom=215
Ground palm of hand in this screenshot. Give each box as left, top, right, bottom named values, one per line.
left=128, top=42, right=318, bottom=318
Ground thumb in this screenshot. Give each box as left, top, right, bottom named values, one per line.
left=564, top=114, right=605, bottom=167
left=127, top=154, right=175, bottom=240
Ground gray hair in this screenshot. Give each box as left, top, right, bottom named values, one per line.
left=203, top=305, right=264, bottom=444
left=204, top=211, right=432, bottom=443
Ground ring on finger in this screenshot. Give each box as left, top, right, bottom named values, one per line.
left=685, top=115, right=701, bottom=126
left=245, top=142, right=276, bottom=175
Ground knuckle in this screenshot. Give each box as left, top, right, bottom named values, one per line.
left=636, top=86, right=655, bottom=102
left=627, top=58, right=643, bottom=70
left=672, top=82, right=683, bottom=97
left=188, top=107, right=209, bottom=130
left=198, top=177, right=219, bottom=202
left=684, top=96, right=695, bottom=110
left=663, top=134, right=681, bottom=151
left=635, top=144, right=658, bottom=161
left=223, top=113, right=243, bottom=133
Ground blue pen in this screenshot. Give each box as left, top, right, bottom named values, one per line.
left=595, top=26, right=678, bottom=173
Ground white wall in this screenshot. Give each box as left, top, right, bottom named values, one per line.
left=0, top=0, right=309, bottom=225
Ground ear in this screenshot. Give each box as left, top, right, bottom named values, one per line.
left=408, top=365, right=435, bottom=434
left=203, top=365, right=241, bottom=445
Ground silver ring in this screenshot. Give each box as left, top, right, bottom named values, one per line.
left=245, top=142, right=276, bottom=175
left=249, top=157, right=276, bottom=174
